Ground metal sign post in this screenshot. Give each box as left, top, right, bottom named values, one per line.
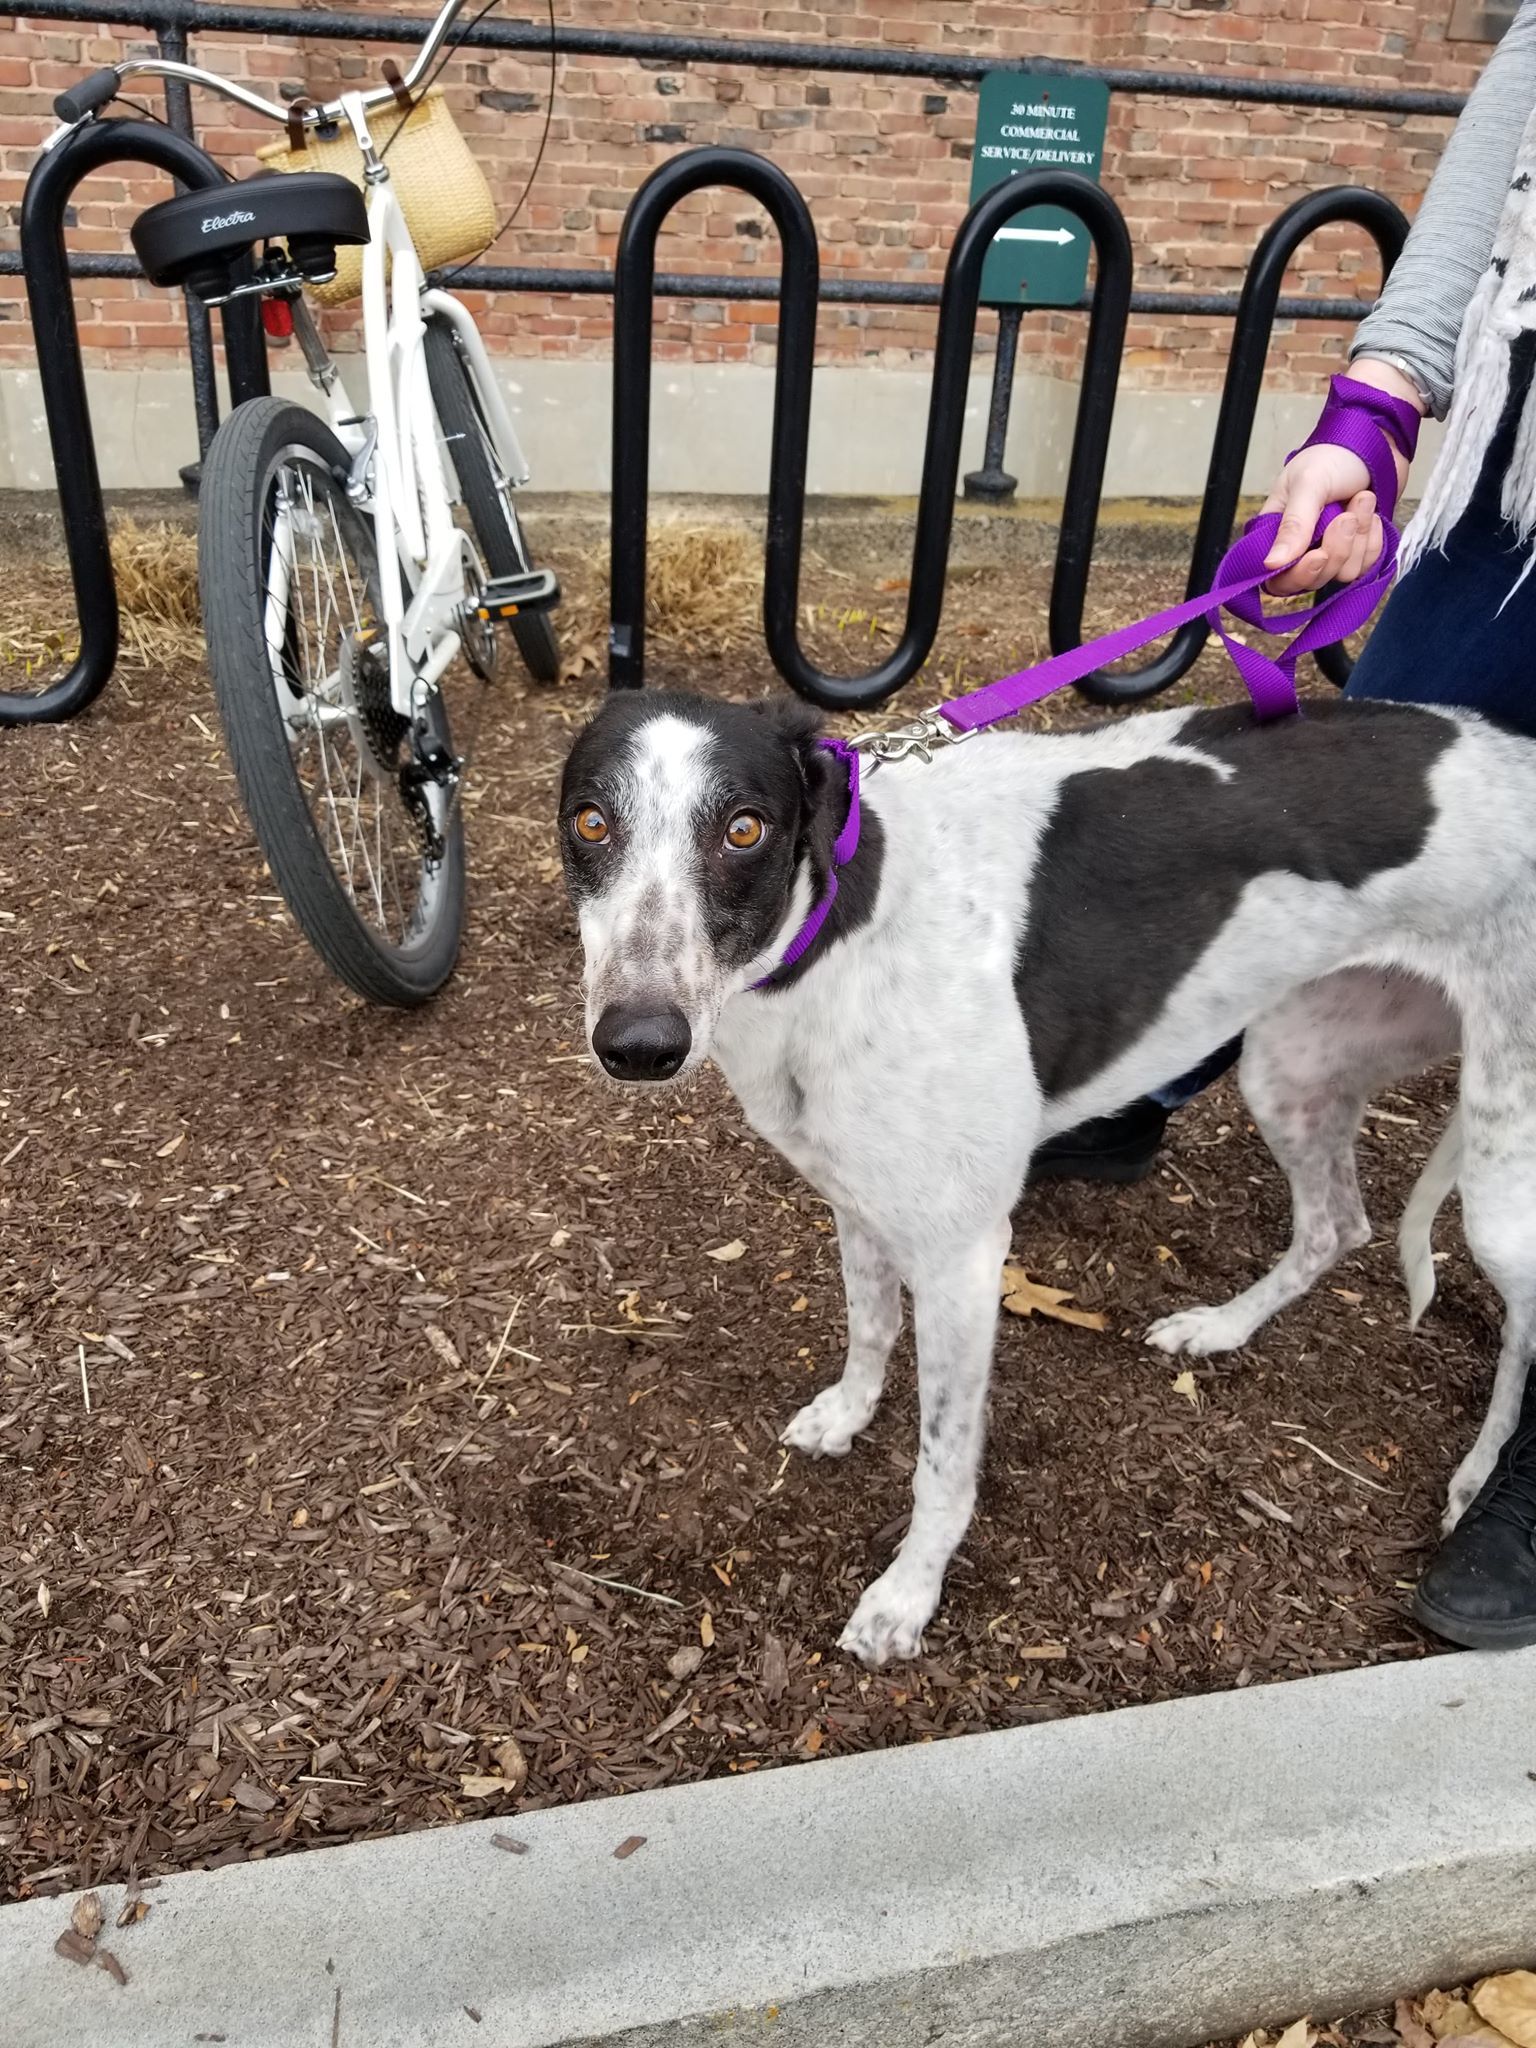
left=964, top=71, right=1111, bottom=501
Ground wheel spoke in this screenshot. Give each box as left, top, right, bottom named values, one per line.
left=256, top=449, right=441, bottom=951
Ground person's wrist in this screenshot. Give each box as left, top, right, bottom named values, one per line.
left=1347, top=355, right=1431, bottom=417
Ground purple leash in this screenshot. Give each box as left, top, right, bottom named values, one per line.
left=755, top=373, right=1419, bottom=988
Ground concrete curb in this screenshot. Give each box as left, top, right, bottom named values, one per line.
left=4, top=1647, right=1535, bottom=2048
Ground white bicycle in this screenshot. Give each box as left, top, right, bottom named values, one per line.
left=46, top=0, right=561, bottom=1005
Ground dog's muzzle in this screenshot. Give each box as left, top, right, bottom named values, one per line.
left=592, top=1003, right=692, bottom=1083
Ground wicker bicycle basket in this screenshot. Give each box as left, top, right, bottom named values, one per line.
left=256, top=87, right=496, bottom=307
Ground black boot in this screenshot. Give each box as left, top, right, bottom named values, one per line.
left=1028, top=1096, right=1171, bottom=1186
left=1415, top=1410, right=1536, bottom=1650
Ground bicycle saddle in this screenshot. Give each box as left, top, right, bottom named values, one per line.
left=131, top=171, right=369, bottom=300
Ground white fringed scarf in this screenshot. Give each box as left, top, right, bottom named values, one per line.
left=1403, top=134, right=1536, bottom=584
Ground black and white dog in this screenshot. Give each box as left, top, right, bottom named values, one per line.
left=560, top=688, right=1534, bottom=1666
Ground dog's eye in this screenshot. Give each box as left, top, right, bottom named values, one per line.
left=725, top=812, right=765, bottom=850
left=573, top=806, right=609, bottom=845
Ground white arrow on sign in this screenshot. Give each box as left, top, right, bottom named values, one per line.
left=994, top=225, right=1076, bottom=245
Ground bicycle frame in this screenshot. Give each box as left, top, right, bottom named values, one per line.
left=265, top=90, right=534, bottom=725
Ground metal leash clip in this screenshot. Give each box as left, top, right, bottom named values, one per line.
left=847, top=707, right=973, bottom=764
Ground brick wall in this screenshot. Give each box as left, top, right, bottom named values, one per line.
left=0, top=1, right=1504, bottom=393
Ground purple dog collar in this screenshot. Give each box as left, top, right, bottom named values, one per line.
left=1288, top=372, right=1421, bottom=523
left=750, top=738, right=860, bottom=991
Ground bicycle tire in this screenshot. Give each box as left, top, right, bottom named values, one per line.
left=199, top=396, right=466, bottom=1007
left=424, top=317, right=562, bottom=684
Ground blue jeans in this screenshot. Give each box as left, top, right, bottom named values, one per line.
left=1151, top=382, right=1536, bottom=1113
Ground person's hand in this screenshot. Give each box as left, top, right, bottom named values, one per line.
left=1259, top=356, right=1423, bottom=595
left=1259, top=446, right=1381, bottom=596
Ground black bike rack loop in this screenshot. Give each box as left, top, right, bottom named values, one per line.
left=610, top=153, right=1134, bottom=713
left=3, top=118, right=270, bottom=728
left=1068, top=183, right=1410, bottom=705
left=610, top=148, right=820, bottom=696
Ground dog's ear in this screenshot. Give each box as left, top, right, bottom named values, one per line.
left=747, top=695, right=823, bottom=756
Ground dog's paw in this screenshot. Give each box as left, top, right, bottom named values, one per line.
left=781, top=1383, right=875, bottom=1459
left=1145, top=1304, right=1251, bottom=1357
left=837, top=1568, right=935, bottom=1668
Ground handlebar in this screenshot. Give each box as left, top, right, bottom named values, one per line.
left=46, top=0, right=476, bottom=141
left=52, top=67, right=121, bottom=124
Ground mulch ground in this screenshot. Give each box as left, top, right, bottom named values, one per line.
left=0, top=529, right=1489, bottom=1904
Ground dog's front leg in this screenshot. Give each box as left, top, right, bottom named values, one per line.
left=782, top=1210, right=902, bottom=1457
left=838, top=1217, right=1009, bottom=1667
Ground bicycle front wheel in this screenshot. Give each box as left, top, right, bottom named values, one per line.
left=199, top=397, right=466, bottom=1006
left=424, top=317, right=561, bottom=684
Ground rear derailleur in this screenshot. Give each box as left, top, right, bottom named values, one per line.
left=399, top=685, right=460, bottom=866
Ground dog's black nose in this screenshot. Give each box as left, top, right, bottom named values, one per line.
left=592, top=1004, right=692, bottom=1082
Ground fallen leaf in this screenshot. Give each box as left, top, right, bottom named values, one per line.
left=790, top=1295, right=808, bottom=1313
left=1171, top=1369, right=1199, bottom=1406
left=668, top=1645, right=704, bottom=1681
left=1474, top=1975, right=1536, bottom=2048
left=706, top=1240, right=746, bottom=1263
left=1397, top=1999, right=1439, bottom=2048
left=459, top=1775, right=514, bottom=1799
left=155, top=1132, right=185, bottom=1158
left=613, top=1835, right=646, bottom=1859
left=700, top=1611, right=715, bottom=1649
left=96, top=1950, right=128, bottom=1988
left=800, top=1723, right=823, bottom=1754
left=37, top=1582, right=51, bottom=1619
left=71, top=1893, right=103, bottom=1941
left=1000, top=1266, right=1108, bottom=1331
left=490, top=1834, right=529, bottom=1855
left=1275, top=2022, right=1314, bottom=2048
left=494, top=1738, right=529, bottom=1795
left=116, top=1899, right=150, bottom=1929
left=1155, top=1244, right=1181, bottom=1265
left=54, top=1930, right=96, bottom=1966
left=1427, top=1997, right=1518, bottom=2046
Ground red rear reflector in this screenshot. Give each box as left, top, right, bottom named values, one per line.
left=261, top=297, right=295, bottom=340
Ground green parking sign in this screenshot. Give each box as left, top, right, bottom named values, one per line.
left=969, top=72, right=1111, bottom=308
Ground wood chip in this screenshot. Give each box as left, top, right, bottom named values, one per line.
left=613, top=1835, right=647, bottom=1860
left=1239, top=1488, right=1296, bottom=1527
left=490, top=1835, right=529, bottom=1855
left=667, top=1645, right=703, bottom=1682
left=230, top=1779, right=277, bottom=1813
left=54, top=1929, right=96, bottom=1966
left=96, top=1950, right=129, bottom=1988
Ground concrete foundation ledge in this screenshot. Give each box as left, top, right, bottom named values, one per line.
left=3, top=1648, right=1535, bottom=2048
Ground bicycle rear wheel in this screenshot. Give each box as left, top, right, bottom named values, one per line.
left=425, top=316, right=561, bottom=684
left=199, top=397, right=466, bottom=1006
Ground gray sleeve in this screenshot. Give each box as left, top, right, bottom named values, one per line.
left=1351, top=0, right=1536, bottom=417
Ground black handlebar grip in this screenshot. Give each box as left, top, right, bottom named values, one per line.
left=53, top=68, right=120, bottom=123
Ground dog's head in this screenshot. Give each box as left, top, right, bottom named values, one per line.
left=559, top=691, right=839, bottom=1082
